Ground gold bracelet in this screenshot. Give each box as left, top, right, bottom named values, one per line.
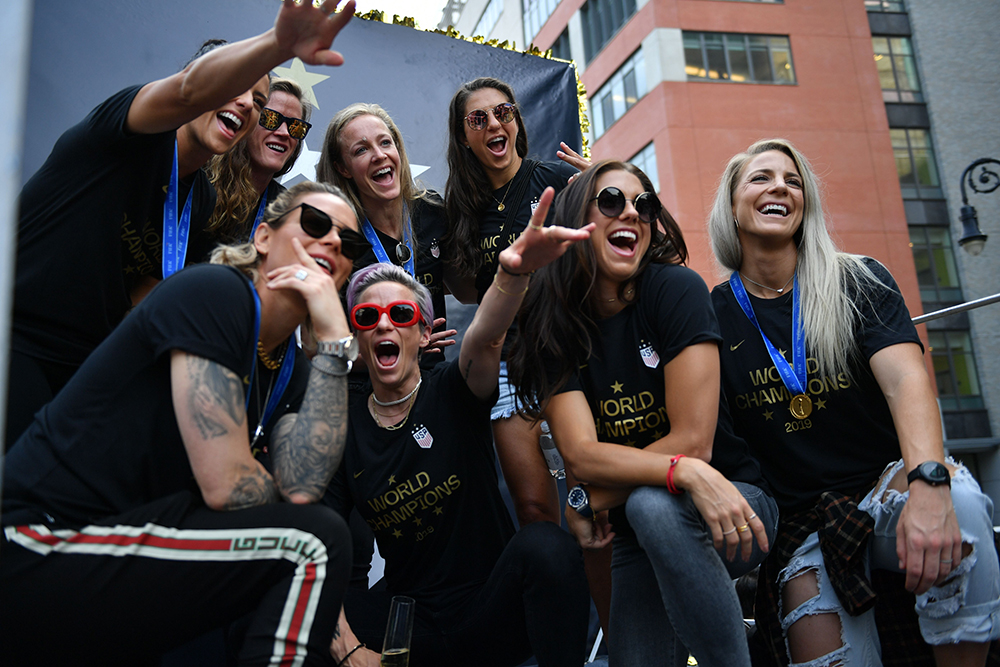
left=493, top=273, right=529, bottom=296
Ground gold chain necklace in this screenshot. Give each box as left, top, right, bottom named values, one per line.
left=257, top=340, right=287, bottom=371
left=491, top=178, right=514, bottom=212
left=370, top=384, right=420, bottom=431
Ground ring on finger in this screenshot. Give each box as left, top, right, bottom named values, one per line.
left=722, top=526, right=737, bottom=536
left=528, top=223, right=544, bottom=232
left=941, top=558, right=953, bottom=564
left=747, top=513, right=757, bottom=521
left=736, top=524, right=750, bottom=533
left=295, top=269, right=309, bottom=281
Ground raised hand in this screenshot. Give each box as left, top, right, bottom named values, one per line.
left=498, top=187, right=594, bottom=275
left=274, top=0, right=356, bottom=67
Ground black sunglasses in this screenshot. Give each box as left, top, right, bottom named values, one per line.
left=464, top=103, right=517, bottom=131
left=258, top=107, right=312, bottom=140
left=590, top=186, right=661, bottom=224
left=274, top=203, right=370, bottom=260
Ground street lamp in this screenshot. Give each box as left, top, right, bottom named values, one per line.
left=958, top=158, right=999, bottom=256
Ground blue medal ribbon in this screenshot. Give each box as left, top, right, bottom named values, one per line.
left=248, top=193, right=268, bottom=241
left=162, top=141, right=194, bottom=279
left=246, top=282, right=296, bottom=438
left=360, top=214, right=415, bottom=276
left=729, top=271, right=807, bottom=398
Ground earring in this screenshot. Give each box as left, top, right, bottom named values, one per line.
left=734, top=217, right=740, bottom=230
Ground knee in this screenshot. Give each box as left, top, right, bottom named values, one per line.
left=275, top=504, right=352, bottom=569
left=781, top=568, right=849, bottom=666
left=516, top=501, right=560, bottom=526
left=624, top=486, right=689, bottom=531
left=512, top=522, right=583, bottom=579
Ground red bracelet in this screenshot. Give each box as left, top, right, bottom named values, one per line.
left=666, top=454, right=685, bottom=494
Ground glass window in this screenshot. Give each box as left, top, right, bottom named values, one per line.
left=523, top=0, right=560, bottom=46
left=890, top=128, right=942, bottom=199
left=909, top=226, right=963, bottom=303
left=628, top=142, right=659, bottom=191
left=929, top=331, right=984, bottom=411
left=865, top=0, right=905, bottom=11
left=550, top=28, right=572, bottom=61
left=591, top=49, right=647, bottom=139
left=872, top=36, right=923, bottom=103
left=581, top=0, right=638, bottom=62
left=474, top=0, right=503, bottom=38
left=683, top=32, right=796, bottom=84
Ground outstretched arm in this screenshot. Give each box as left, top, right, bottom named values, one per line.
left=171, top=351, right=279, bottom=510
left=459, top=187, right=594, bottom=399
left=127, top=0, right=355, bottom=135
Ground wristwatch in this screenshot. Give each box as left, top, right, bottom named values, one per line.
left=316, top=336, right=358, bottom=375
left=567, top=485, right=595, bottom=519
left=907, top=461, right=951, bottom=487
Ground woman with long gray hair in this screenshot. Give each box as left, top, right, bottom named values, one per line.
left=708, top=138, right=999, bottom=666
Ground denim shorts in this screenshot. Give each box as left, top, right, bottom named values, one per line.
left=778, top=459, right=1000, bottom=666
left=491, top=361, right=525, bottom=421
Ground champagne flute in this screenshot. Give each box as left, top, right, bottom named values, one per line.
left=381, top=595, right=414, bottom=667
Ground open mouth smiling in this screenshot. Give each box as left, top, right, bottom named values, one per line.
left=758, top=203, right=789, bottom=217
left=608, top=229, right=638, bottom=254
left=375, top=340, right=400, bottom=368
left=312, top=257, right=333, bottom=275
left=265, top=142, right=287, bottom=154
left=372, top=166, right=393, bottom=184
left=218, top=111, right=243, bottom=135
left=487, top=135, right=507, bottom=155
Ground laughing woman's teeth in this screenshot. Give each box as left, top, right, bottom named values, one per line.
left=266, top=143, right=287, bottom=153
left=219, top=111, right=243, bottom=130
left=313, top=258, right=332, bottom=273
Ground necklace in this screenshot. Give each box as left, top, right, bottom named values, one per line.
left=250, top=365, right=277, bottom=449
left=491, top=178, right=514, bottom=212
left=257, top=340, right=287, bottom=371
left=370, top=384, right=420, bottom=431
left=372, top=378, right=422, bottom=406
left=740, top=272, right=795, bottom=295
left=607, top=286, right=635, bottom=302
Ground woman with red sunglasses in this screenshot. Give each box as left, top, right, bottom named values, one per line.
left=206, top=78, right=313, bottom=244
left=508, top=160, right=776, bottom=666
left=321, top=188, right=593, bottom=667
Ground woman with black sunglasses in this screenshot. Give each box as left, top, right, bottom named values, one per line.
left=442, top=76, right=581, bottom=533
left=508, top=160, right=777, bottom=666
left=1, top=181, right=366, bottom=663
left=321, top=188, right=592, bottom=667
left=206, top=78, right=313, bottom=244
left=317, top=103, right=456, bottom=372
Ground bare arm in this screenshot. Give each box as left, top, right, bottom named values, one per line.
left=171, top=351, right=279, bottom=510
left=127, top=0, right=355, bottom=135
left=330, top=607, right=381, bottom=666
left=459, top=187, right=593, bottom=399
left=871, top=342, right=962, bottom=593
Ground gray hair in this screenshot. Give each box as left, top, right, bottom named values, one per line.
left=346, top=263, right=434, bottom=330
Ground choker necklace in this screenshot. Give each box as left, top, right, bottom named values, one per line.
left=370, top=384, right=420, bottom=431
left=492, top=178, right=514, bottom=212
left=257, top=340, right=287, bottom=371
left=607, top=286, right=635, bottom=302
left=740, top=272, right=795, bottom=295
left=372, top=378, right=422, bottom=406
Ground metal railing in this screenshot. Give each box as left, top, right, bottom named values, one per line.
left=912, top=292, right=1000, bottom=325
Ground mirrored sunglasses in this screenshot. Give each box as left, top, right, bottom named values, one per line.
left=259, top=107, right=312, bottom=140
left=464, top=103, right=517, bottom=131
left=590, top=186, right=661, bottom=224
left=274, top=203, right=370, bottom=261
left=351, top=300, right=422, bottom=330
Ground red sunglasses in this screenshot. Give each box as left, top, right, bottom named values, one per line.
left=350, top=301, right=422, bottom=331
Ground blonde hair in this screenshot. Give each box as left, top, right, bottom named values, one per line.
left=316, top=103, right=422, bottom=249
left=708, top=139, right=882, bottom=379
left=210, top=181, right=350, bottom=284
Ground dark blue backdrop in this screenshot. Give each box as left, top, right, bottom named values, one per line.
left=22, top=1, right=583, bottom=190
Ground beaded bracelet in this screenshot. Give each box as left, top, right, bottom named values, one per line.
left=493, top=273, right=529, bottom=296
left=336, top=643, right=365, bottom=667
left=666, top=454, right=686, bottom=495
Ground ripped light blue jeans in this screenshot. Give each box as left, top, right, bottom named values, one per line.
left=779, top=460, right=1000, bottom=667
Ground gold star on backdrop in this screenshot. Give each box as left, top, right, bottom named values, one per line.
left=271, top=58, right=329, bottom=108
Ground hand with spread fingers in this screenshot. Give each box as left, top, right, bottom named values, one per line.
left=423, top=318, right=458, bottom=357
left=557, top=141, right=592, bottom=174
left=274, top=0, right=356, bottom=67
left=498, top=187, right=595, bottom=275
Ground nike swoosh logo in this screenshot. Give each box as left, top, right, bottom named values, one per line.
left=730, top=340, right=745, bottom=351
left=354, top=469, right=364, bottom=479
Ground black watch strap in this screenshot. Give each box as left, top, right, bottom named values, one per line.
left=907, top=461, right=951, bottom=487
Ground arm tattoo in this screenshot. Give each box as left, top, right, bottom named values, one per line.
left=225, top=462, right=280, bottom=510
left=270, top=361, right=348, bottom=502
left=333, top=622, right=341, bottom=640
left=185, top=356, right=245, bottom=439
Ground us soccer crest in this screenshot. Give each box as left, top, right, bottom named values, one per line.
left=411, top=424, right=434, bottom=449
left=639, top=341, right=659, bottom=369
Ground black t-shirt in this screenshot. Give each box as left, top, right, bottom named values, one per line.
left=474, top=159, right=577, bottom=301
left=351, top=193, right=449, bottom=372
left=214, top=178, right=287, bottom=247
left=13, top=85, right=216, bottom=368
left=557, top=264, right=767, bottom=536
left=322, top=361, right=513, bottom=614
left=2, top=264, right=308, bottom=528
left=711, top=258, right=921, bottom=512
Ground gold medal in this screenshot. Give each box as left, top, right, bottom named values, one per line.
left=497, top=203, right=505, bottom=211
left=789, top=394, right=812, bottom=419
